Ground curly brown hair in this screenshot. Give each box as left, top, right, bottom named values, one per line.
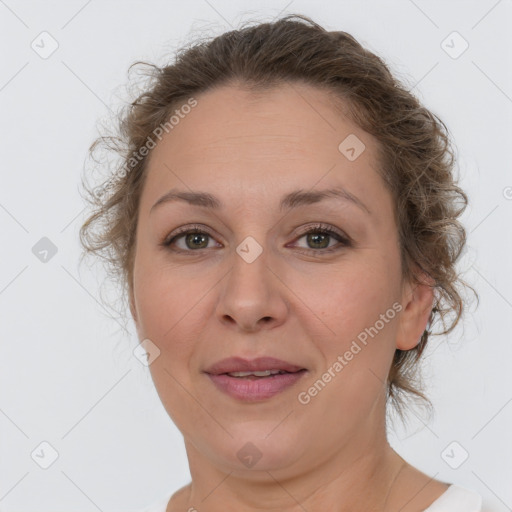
left=79, top=13, right=476, bottom=420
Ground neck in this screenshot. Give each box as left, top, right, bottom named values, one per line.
left=176, top=399, right=406, bottom=511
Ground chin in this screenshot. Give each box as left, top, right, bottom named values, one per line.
left=207, top=426, right=308, bottom=473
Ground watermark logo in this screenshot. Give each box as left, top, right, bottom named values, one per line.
left=133, top=338, right=161, bottom=366
left=441, top=441, right=469, bottom=469
left=441, top=31, right=469, bottom=60
left=237, top=441, right=262, bottom=468
left=31, top=31, right=59, bottom=59
left=236, top=236, right=263, bottom=264
left=31, top=441, right=59, bottom=469
left=32, top=237, right=58, bottom=263
left=338, top=134, right=366, bottom=161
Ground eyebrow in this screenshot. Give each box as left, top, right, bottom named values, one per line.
left=150, top=186, right=371, bottom=215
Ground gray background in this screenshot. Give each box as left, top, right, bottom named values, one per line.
left=0, top=0, right=511, bottom=511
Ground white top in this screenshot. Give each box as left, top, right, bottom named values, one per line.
left=141, top=484, right=482, bottom=512
left=423, top=484, right=482, bottom=511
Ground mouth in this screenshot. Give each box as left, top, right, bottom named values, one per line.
left=204, top=357, right=308, bottom=401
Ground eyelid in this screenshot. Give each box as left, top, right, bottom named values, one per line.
left=293, top=222, right=350, bottom=241
left=162, top=223, right=216, bottom=243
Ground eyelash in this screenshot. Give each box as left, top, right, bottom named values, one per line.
left=160, top=223, right=352, bottom=256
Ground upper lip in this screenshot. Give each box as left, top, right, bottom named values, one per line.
left=204, top=357, right=305, bottom=375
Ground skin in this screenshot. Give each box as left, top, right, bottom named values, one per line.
left=129, top=82, right=449, bottom=511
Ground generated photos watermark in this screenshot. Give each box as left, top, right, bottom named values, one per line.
left=93, top=97, right=198, bottom=199
left=297, top=301, right=403, bottom=405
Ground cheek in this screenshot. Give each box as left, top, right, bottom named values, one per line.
left=133, top=252, right=207, bottom=339
left=305, top=255, right=401, bottom=402
left=315, top=260, right=400, bottom=338
left=297, top=272, right=399, bottom=429
left=133, top=263, right=207, bottom=429
left=132, top=254, right=235, bottom=391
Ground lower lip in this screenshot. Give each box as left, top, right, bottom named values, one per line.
left=206, top=370, right=307, bottom=401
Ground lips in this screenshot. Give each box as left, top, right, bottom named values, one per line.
left=204, top=356, right=305, bottom=375
left=204, top=357, right=307, bottom=401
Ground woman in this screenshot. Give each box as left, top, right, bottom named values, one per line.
left=80, top=14, right=482, bottom=511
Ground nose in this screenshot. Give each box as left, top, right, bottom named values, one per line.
left=215, top=243, right=289, bottom=333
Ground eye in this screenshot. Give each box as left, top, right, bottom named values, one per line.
left=161, top=224, right=219, bottom=252
left=160, top=222, right=351, bottom=255
left=290, top=223, right=351, bottom=255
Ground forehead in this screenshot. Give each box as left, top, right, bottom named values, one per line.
left=140, top=82, right=388, bottom=216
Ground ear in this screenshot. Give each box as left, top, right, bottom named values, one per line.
left=396, top=272, right=435, bottom=351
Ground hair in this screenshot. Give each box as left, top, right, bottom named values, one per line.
left=79, top=13, right=477, bottom=421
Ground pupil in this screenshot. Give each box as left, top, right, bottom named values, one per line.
left=187, top=233, right=208, bottom=249
left=308, top=233, right=329, bottom=249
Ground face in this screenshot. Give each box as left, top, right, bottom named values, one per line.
left=129, top=82, right=433, bottom=475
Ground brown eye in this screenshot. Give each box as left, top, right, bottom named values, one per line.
left=303, top=231, right=333, bottom=249
left=182, top=232, right=210, bottom=250
left=160, top=223, right=219, bottom=253
left=161, top=223, right=351, bottom=255
left=291, top=223, right=352, bottom=255
left=164, top=230, right=216, bottom=251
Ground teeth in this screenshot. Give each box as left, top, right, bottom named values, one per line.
left=227, top=369, right=283, bottom=377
